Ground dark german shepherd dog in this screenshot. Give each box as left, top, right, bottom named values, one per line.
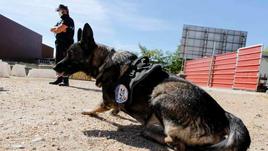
left=54, top=23, right=250, bottom=151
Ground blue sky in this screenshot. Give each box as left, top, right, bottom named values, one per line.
left=0, top=0, right=267, bottom=53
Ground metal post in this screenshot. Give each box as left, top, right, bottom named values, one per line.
left=181, top=28, right=188, bottom=72
left=208, top=42, right=216, bottom=87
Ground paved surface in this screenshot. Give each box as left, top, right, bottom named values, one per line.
left=0, top=77, right=268, bottom=151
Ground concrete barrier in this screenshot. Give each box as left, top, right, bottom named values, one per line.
left=0, top=61, right=11, bottom=77
left=11, top=64, right=26, bottom=77
left=27, top=69, right=56, bottom=78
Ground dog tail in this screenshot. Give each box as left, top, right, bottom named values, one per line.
left=203, top=112, right=251, bottom=151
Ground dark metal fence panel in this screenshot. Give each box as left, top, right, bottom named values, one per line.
left=0, top=14, right=42, bottom=61
left=42, top=44, right=54, bottom=59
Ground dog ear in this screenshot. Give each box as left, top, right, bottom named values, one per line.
left=77, top=28, right=82, bottom=42
left=81, top=23, right=96, bottom=51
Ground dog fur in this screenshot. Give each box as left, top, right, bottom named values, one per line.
left=54, top=23, right=251, bottom=151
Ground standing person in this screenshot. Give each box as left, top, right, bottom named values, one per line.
left=49, top=4, right=74, bottom=86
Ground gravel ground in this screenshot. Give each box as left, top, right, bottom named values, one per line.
left=0, top=77, right=268, bottom=151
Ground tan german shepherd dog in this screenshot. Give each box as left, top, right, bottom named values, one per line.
left=54, top=23, right=250, bottom=151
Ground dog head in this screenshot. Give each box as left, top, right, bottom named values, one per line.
left=54, top=23, right=99, bottom=76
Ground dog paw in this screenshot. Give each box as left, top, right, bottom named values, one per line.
left=140, top=130, right=150, bottom=138
left=110, top=109, right=120, bottom=116
left=81, top=110, right=97, bottom=116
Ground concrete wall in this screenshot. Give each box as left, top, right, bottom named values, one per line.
left=260, top=57, right=268, bottom=77
left=0, top=14, right=42, bottom=61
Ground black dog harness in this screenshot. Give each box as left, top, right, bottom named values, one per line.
left=114, top=57, right=164, bottom=105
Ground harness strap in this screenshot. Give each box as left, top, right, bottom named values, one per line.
left=115, top=57, right=166, bottom=105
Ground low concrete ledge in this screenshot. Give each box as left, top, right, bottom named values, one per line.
left=11, top=64, right=26, bottom=77
left=0, top=61, right=11, bottom=78
left=27, top=69, right=56, bottom=78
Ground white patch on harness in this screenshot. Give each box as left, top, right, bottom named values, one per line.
left=115, top=84, right=128, bottom=104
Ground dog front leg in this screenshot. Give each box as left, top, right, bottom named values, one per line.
left=82, top=102, right=110, bottom=116
left=110, top=108, right=120, bottom=116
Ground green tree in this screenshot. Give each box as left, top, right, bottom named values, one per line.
left=138, top=44, right=166, bottom=64
left=264, top=47, right=268, bottom=56
left=138, top=44, right=182, bottom=74
left=165, top=45, right=182, bottom=74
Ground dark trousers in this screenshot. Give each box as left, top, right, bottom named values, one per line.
left=55, top=42, right=72, bottom=63
left=51, top=41, right=73, bottom=85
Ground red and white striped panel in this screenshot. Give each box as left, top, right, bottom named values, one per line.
left=185, top=57, right=212, bottom=86
left=211, top=52, right=237, bottom=88
left=233, top=45, right=263, bottom=91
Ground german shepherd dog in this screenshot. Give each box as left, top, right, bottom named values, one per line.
left=54, top=23, right=250, bottom=151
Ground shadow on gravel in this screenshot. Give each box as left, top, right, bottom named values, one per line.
left=83, top=115, right=169, bottom=151
left=0, top=87, right=8, bottom=92
left=113, top=114, right=138, bottom=123
left=83, top=125, right=169, bottom=151
left=68, top=85, right=102, bottom=92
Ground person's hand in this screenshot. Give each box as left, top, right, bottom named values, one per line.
left=50, top=24, right=67, bottom=33
left=50, top=27, right=56, bottom=32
